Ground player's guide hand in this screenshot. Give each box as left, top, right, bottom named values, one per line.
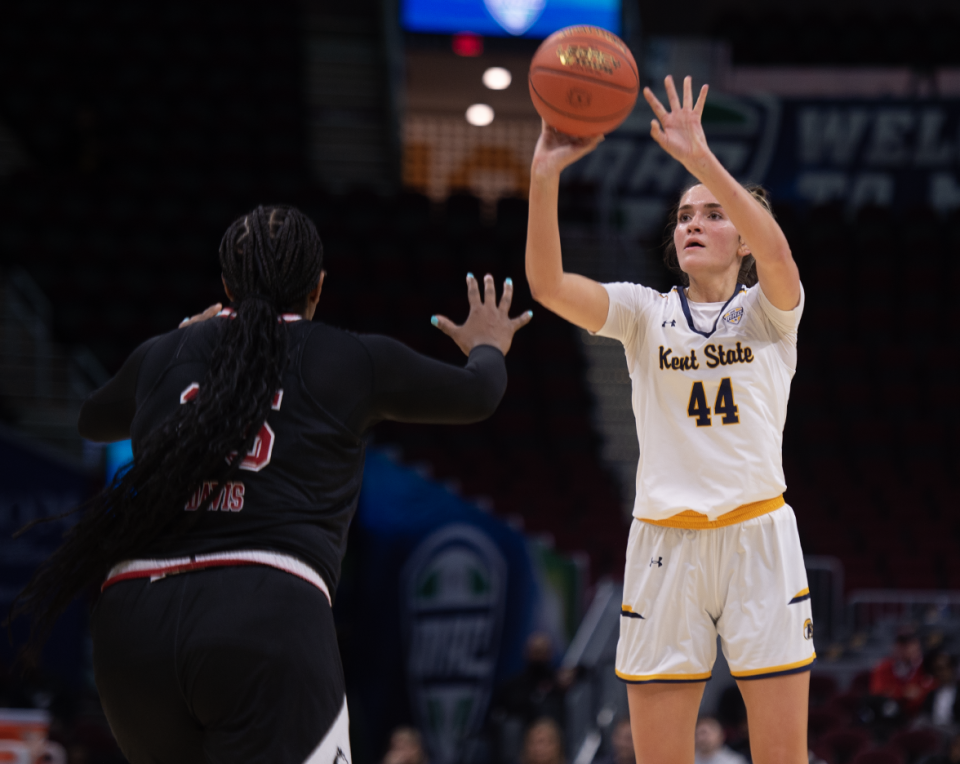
left=642, top=75, right=711, bottom=173
left=178, top=303, right=223, bottom=329
left=431, top=273, right=533, bottom=357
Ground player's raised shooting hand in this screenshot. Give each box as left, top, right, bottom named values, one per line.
left=643, top=75, right=711, bottom=171
left=432, top=274, right=532, bottom=357
left=531, top=119, right=604, bottom=180
left=178, top=303, right=222, bottom=329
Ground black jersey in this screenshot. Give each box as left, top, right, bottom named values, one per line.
left=78, top=314, right=507, bottom=596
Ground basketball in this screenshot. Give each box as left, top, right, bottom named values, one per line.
left=528, top=26, right=639, bottom=137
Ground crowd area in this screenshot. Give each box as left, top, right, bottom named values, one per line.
left=375, top=623, right=960, bottom=764
left=4, top=621, right=960, bottom=763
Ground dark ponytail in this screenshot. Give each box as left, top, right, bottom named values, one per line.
left=8, top=205, right=323, bottom=665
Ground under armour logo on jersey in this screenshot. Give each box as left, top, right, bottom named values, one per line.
left=650, top=557, right=663, bottom=567
left=661, top=320, right=677, bottom=328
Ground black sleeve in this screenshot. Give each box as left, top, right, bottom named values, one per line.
left=77, top=336, right=162, bottom=442
left=358, top=335, right=507, bottom=431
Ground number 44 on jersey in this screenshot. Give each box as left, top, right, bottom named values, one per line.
left=687, top=377, right=739, bottom=427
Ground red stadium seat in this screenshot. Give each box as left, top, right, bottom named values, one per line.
left=850, top=671, right=873, bottom=696
left=889, top=729, right=942, bottom=764
left=887, top=558, right=940, bottom=590
left=843, top=557, right=885, bottom=590
left=808, top=707, right=844, bottom=741
left=814, top=728, right=871, bottom=764
left=850, top=749, right=904, bottom=764
left=829, top=693, right=864, bottom=719
left=809, top=674, right=839, bottom=706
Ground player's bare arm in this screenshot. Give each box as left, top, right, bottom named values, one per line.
left=526, top=120, right=609, bottom=333
left=644, top=75, right=801, bottom=311
left=178, top=303, right=223, bottom=328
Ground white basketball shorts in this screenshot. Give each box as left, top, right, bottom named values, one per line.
left=616, top=502, right=816, bottom=683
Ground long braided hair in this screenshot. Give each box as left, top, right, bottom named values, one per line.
left=9, top=205, right=323, bottom=664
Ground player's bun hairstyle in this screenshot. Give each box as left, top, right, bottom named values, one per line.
left=663, top=183, right=773, bottom=288
left=8, top=206, right=324, bottom=666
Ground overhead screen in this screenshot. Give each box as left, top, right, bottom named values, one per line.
left=402, top=0, right=621, bottom=39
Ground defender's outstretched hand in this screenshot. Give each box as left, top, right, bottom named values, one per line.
left=432, top=274, right=532, bottom=357
left=531, top=119, right=604, bottom=179
left=643, top=75, right=711, bottom=170
left=178, top=303, right=223, bottom=328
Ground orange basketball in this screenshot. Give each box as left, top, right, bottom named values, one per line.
left=528, top=26, right=639, bottom=137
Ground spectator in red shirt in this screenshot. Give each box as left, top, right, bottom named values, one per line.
left=870, top=630, right=936, bottom=717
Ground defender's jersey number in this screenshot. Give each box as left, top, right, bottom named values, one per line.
left=180, top=383, right=283, bottom=471
left=687, top=378, right=739, bottom=427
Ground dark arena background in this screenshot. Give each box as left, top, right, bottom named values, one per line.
left=1, top=0, right=959, bottom=762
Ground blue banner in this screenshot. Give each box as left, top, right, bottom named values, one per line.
left=0, top=427, right=93, bottom=683
left=562, top=96, right=960, bottom=238
left=402, top=0, right=621, bottom=39
left=764, top=99, right=960, bottom=211
left=344, top=449, right=569, bottom=764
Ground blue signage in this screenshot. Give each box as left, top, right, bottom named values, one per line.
left=764, top=99, right=960, bottom=212
left=402, top=0, right=621, bottom=38
left=562, top=96, right=960, bottom=239
left=344, top=449, right=569, bottom=764
left=0, top=427, right=92, bottom=683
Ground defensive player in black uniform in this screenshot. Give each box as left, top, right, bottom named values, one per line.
left=12, top=205, right=531, bottom=764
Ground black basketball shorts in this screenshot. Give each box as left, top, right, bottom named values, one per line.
left=92, top=565, right=351, bottom=764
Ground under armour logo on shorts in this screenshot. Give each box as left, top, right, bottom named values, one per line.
left=650, top=557, right=663, bottom=567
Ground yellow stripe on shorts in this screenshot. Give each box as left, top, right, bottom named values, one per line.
left=730, top=653, right=816, bottom=679
left=640, top=495, right=785, bottom=530
left=615, top=668, right=712, bottom=683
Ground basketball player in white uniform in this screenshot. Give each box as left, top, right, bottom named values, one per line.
left=525, top=76, right=812, bottom=764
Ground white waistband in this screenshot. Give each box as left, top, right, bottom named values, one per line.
left=103, top=550, right=331, bottom=606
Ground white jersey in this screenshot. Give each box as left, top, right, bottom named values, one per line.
left=595, top=281, right=804, bottom=523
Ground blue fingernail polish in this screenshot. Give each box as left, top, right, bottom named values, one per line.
left=431, top=316, right=439, bottom=327
left=527, top=310, right=533, bottom=317
left=467, top=272, right=474, bottom=280
left=505, top=277, right=513, bottom=286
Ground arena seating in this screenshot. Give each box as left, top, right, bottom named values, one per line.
left=1, top=0, right=955, bottom=590
left=774, top=202, right=958, bottom=591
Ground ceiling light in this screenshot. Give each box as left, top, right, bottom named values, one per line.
left=483, top=67, right=512, bottom=90
left=466, top=104, right=494, bottom=126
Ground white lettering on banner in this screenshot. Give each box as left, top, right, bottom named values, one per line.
left=865, top=109, right=916, bottom=166
left=850, top=173, right=894, bottom=207
left=409, top=617, right=493, bottom=678
left=929, top=173, right=960, bottom=213
left=577, top=140, right=636, bottom=187
left=402, top=525, right=507, bottom=764
left=626, top=144, right=685, bottom=193
left=709, top=142, right=751, bottom=175
left=796, top=171, right=848, bottom=204
left=799, top=108, right=871, bottom=165
left=796, top=171, right=895, bottom=209
left=915, top=110, right=955, bottom=166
